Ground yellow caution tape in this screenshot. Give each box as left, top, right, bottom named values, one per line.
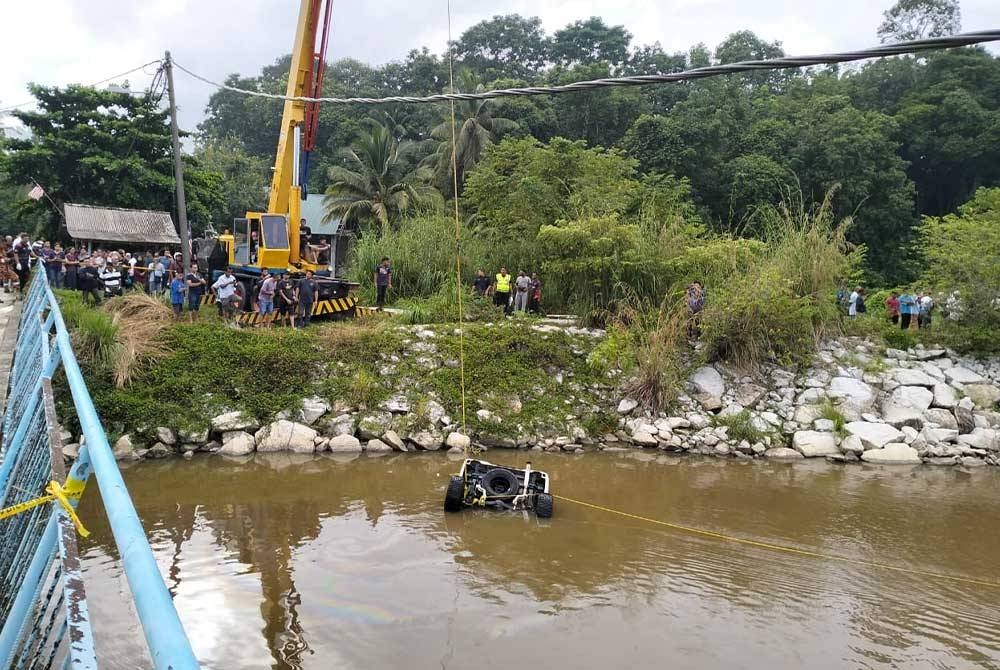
left=553, top=494, right=1000, bottom=590
left=0, top=478, right=88, bottom=537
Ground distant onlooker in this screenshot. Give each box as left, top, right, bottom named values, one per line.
left=856, top=287, right=867, bottom=314
left=185, top=263, right=207, bottom=323
left=374, top=256, right=392, bottom=310
left=296, top=270, right=319, bottom=328
left=884, top=291, right=900, bottom=325
left=918, top=291, right=934, bottom=329
left=528, top=273, right=542, bottom=314
left=276, top=271, right=297, bottom=328
left=687, top=281, right=705, bottom=339
left=472, top=269, right=491, bottom=297
left=257, top=269, right=277, bottom=326
left=78, top=259, right=102, bottom=306
left=13, top=233, right=32, bottom=296
left=169, top=271, right=187, bottom=319
left=63, top=247, right=80, bottom=290
left=899, top=291, right=917, bottom=330
left=493, top=267, right=511, bottom=313
left=848, top=286, right=861, bottom=317
left=99, top=262, right=122, bottom=298
left=513, top=270, right=531, bottom=312
left=212, top=268, right=239, bottom=320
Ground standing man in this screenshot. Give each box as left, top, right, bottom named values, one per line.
left=257, top=269, right=277, bottom=327
left=374, top=256, right=392, bottom=311
left=296, top=270, right=319, bottom=328
left=276, top=271, right=297, bottom=328
left=99, top=261, right=122, bottom=298
left=884, top=291, right=900, bottom=325
left=528, top=273, right=542, bottom=314
left=78, top=258, right=102, bottom=306
left=212, top=268, right=238, bottom=321
left=848, top=286, right=861, bottom=317
left=899, top=291, right=916, bottom=330
left=472, top=269, right=491, bottom=297
left=513, top=270, right=531, bottom=312
left=12, top=233, right=32, bottom=297
left=63, top=247, right=80, bottom=291
left=169, top=271, right=187, bottom=320
left=493, top=267, right=511, bottom=314
left=918, top=291, right=934, bottom=329
left=185, top=263, right=207, bottom=323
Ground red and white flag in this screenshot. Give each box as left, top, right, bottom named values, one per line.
left=27, top=184, right=44, bottom=201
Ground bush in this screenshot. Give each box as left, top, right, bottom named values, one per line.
left=714, top=410, right=766, bottom=444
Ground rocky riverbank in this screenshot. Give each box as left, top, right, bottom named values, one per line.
left=69, top=322, right=1000, bottom=468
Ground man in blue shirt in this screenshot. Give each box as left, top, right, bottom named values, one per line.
left=898, top=292, right=916, bottom=330
left=169, top=271, right=187, bottom=320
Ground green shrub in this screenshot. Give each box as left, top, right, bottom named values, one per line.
left=714, top=410, right=766, bottom=444
left=818, top=399, right=847, bottom=435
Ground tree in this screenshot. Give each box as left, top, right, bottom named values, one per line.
left=194, top=137, right=269, bottom=230
left=714, top=30, right=790, bottom=90
left=424, top=70, right=517, bottom=198
left=5, top=84, right=223, bottom=239
left=452, top=15, right=550, bottom=81
left=550, top=17, right=632, bottom=69
left=877, top=0, right=961, bottom=43
left=323, top=120, right=437, bottom=233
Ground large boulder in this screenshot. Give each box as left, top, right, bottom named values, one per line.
left=690, top=366, right=725, bottom=398
left=931, top=383, right=958, bottom=409
left=328, top=434, right=363, bottom=452
left=218, top=431, right=255, bottom=456
left=964, top=384, right=1000, bottom=409
left=211, top=411, right=259, bottom=434
left=356, top=412, right=392, bottom=440
left=791, top=431, right=840, bottom=458
left=921, top=427, right=959, bottom=445
left=923, top=408, right=958, bottom=431
left=113, top=434, right=138, bottom=461
left=881, top=386, right=933, bottom=428
left=382, top=430, right=407, bottom=451
left=445, top=432, right=471, bottom=451
left=735, top=383, right=767, bottom=408
left=255, top=420, right=317, bottom=453
left=320, top=414, right=355, bottom=437
left=860, top=443, right=921, bottom=464
left=827, top=377, right=875, bottom=414
left=955, top=406, right=976, bottom=434
left=956, top=428, right=999, bottom=451
left=840, top=435, right=865, bottom=455
left=617, top=398, right=639, bottom=415
left=845, top=422, right=903, bottom=450
left=893, top=368, right=936, bottom=387
left=945, top=367, right=986, bottom=385
left=298, top=396, right=331, bottom=425
left=155, top=427, right=176, bottom=446
left=409, top=430, right=443, bottom=451
left=365, top=438, right=393, bottom=453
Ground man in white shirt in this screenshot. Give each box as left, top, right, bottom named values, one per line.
left=918, top=291, right=934, bottom=329
left=211, top=268, right=239, bottom=320
left=848, top=286, right=861, bottom=317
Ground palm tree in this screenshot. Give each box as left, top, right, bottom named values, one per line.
left=426, top=70, right=518, bottom=198
left=323, top=120, right=437, bottom=234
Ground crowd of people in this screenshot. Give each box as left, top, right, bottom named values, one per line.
left=841, top=286, right=936, bottom=329
left=472, top=267, right=544, bottom=314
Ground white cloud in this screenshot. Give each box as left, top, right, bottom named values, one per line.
left=2, top=0, right=999, bottom=134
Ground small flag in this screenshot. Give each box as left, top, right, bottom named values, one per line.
left=27, top=184, right=44, bottom=201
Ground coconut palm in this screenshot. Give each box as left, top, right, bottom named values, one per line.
left=426, top=70, right=518, bottom=198
left=323, top=120, right=437, bottom=234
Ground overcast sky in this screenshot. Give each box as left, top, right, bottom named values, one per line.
left=2, top=0, right=999, bottom=135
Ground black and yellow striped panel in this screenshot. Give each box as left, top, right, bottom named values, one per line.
left=201, top=294, right=216, bottom=305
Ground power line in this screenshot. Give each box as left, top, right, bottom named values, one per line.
left=170, top=30, right=1000, bottom=105
left=0, top=59, right=163, bottom=115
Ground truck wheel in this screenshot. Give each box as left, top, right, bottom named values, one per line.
left=444, top=476, right=465, bottom=512
left=535, top=493, right=554, bottom=518
left=481, top=468, right=520, bottom=498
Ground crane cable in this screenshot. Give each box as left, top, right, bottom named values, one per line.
left=445, top=0, right=469, bottom=446
left=168, top=30, right=1000, bottom=106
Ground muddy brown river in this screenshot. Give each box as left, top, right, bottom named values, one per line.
left=77, top=452, right=1000, bottom=669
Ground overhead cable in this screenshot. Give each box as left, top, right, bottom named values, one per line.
left=170, top=30, right=1000, bottom=105
left=0, top=59, right=163, bottom=114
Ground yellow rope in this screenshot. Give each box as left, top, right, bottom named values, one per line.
left=445, top=0, right=468, bottom=440
left=0, top=478, right=89, bottom=537
left=553, top=494, right=999, bottom=590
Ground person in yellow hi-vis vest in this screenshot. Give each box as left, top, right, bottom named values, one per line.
left=493, top=267, right=512, bottom=313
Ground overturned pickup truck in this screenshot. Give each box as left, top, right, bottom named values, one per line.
left=444, top=458, right=553, bottom=518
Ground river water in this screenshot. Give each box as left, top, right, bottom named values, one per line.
left=77, top=452, right=1000, bottom=669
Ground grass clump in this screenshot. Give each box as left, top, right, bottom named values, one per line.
left=818, top=399, right=847, bottom=436
left=714, top=410, right=766, bottom=444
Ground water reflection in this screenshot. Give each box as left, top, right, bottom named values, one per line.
left=78, top=452, right=1000, bottom=670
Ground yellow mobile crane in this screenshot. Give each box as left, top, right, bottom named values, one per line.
left=208, top=0, right=360, bottom=321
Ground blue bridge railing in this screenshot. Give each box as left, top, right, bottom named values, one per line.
left=0, top=270, right=199, bottom=669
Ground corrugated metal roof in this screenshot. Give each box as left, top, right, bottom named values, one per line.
left=64, top=203, right=181, bottom=244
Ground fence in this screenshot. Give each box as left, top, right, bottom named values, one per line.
left=0, top=270, right=200, bottom=669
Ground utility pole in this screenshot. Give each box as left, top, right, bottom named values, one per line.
left=163, top=51, right=191, bottom=274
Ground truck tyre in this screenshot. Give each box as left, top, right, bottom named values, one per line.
left=444, top=476, right=465, bottom=512
left=535, top=493, right=554, bottom=518
left=481, top=468, right=520, bottom=498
